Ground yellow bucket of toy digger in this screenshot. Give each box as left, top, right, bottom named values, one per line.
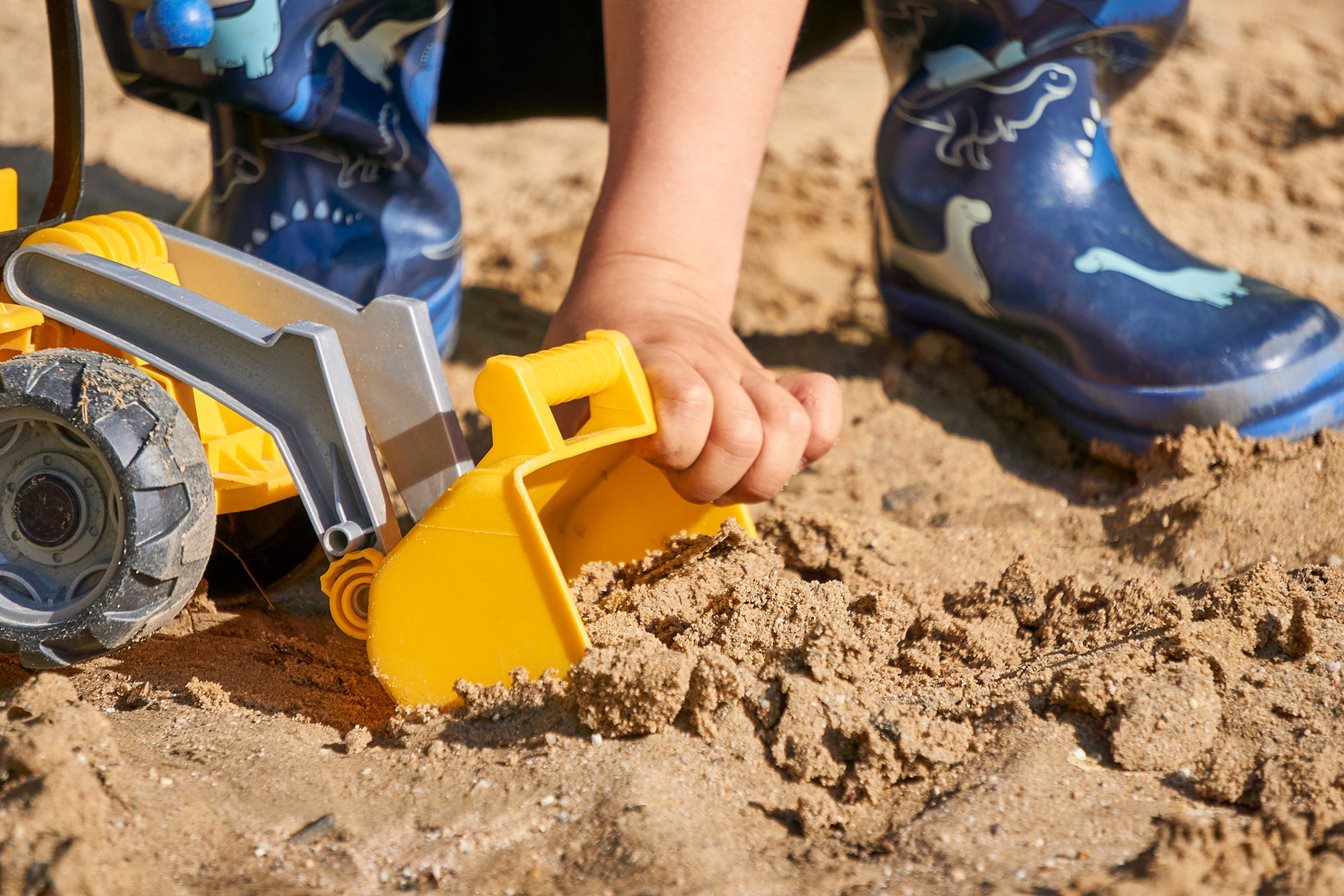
left=365, top=330, right=754, bottom=707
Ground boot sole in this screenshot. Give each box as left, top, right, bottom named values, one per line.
left=882, top=282, right=1344, bottom=452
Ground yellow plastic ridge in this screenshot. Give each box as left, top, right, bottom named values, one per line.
left=321, top=549, right=384, bottom=640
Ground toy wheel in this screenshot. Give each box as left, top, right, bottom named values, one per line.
left=0, top=349, right=216, bottom=668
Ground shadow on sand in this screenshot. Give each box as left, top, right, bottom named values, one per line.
left=4, top=142, right=189, bottom=225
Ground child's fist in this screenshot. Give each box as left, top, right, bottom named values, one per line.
left=546, top=282, right=842, bottom=505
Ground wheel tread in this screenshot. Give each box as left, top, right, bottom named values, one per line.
left=0, top=350, right=216, bottom=666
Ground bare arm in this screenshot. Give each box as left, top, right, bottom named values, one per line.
left=547, top=0, right=844, bottom=504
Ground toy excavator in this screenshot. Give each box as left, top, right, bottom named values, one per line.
left=0, top=0, right=751, bottom=706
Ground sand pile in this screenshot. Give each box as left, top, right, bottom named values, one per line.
left=1055, top=559, right=1344, bottom=894
left=1103, top=426, right=1344, bottom=579
left=416, top=510, right=1344, bottom=893
left=0, top=675, right=174, bottom=896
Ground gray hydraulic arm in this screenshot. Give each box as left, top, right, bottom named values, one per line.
left=3, top=227, right=474, bottom=557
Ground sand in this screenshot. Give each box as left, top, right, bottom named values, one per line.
left=2, top=0, right=1344, bottom=893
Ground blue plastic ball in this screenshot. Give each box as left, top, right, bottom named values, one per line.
left=145, top=0, right=215, bottom=51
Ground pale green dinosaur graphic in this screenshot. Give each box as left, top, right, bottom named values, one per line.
left=883, top=195, right=994, bottom=316
left=183, top=0, right=281, bottom=79
left=317, top=5, right=450, bottom=91
left=1074, top=248, right=1245, bottom=308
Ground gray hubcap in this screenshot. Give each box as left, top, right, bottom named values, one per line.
left=0, top=409, right=125, bottom=626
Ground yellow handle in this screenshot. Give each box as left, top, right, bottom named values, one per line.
left=476, top=330, right=656, bottom=463
left=507, top=335, right=624, bottom=406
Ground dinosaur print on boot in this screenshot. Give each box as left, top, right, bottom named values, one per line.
left=317, top=5, right=451, bottom=91
left=183, top=0, right=282, bottom=78
left=894, top=62, right=1078, bottom=170
left=870, top=0, right=1344, bottom=447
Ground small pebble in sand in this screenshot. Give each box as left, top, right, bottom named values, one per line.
left=289, top=814, right=335, bottom=845
left=591, top=734, right=603, bottom=746
left=344, top=726, right=373, bottom=754
left=185, top=677, right=232, bottom=710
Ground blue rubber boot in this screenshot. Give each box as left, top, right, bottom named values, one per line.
left=867, top=0, right=1344, bottom=449
left=90, top=0, right=464, bottom=356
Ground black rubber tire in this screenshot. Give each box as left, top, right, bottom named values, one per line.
left=0, top=349, right=216, bottom=668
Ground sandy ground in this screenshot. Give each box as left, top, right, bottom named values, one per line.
left=4, top=1, right=1344, bottom=893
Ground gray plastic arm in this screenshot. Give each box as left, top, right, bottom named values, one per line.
left=4, top=244, right=399, bottom=556
left=158, top=224, right=472, bottom=521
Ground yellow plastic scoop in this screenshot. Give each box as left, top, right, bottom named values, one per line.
left=365, top=330, right=754, bottom=707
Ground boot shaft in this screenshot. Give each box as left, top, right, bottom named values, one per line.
left=91, top=1, right=449, bottom=148
left=91, top=0, right=464, bottom=354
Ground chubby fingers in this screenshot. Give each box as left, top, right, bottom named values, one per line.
left=635, top=354, right=842, bottom=504
left=632, top=350, right=716, bottom=472
left=776, top=371, right=844, bottom=465
left=718, top=372, right=812, bottom=503
left=659, top=365, right=764, bottom=504
left=632, top=350, right=764, bottom=503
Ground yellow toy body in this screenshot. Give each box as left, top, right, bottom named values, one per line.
left=1, top=170, right=754, bottom=706
left=4, top=0, right=757, bottom=698
left=366, top=331, right=754, bottom=707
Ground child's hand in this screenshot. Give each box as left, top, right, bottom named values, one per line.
left=546, top=256, right=843, bottom=505
left=542, top=0, right=837, bottom=504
